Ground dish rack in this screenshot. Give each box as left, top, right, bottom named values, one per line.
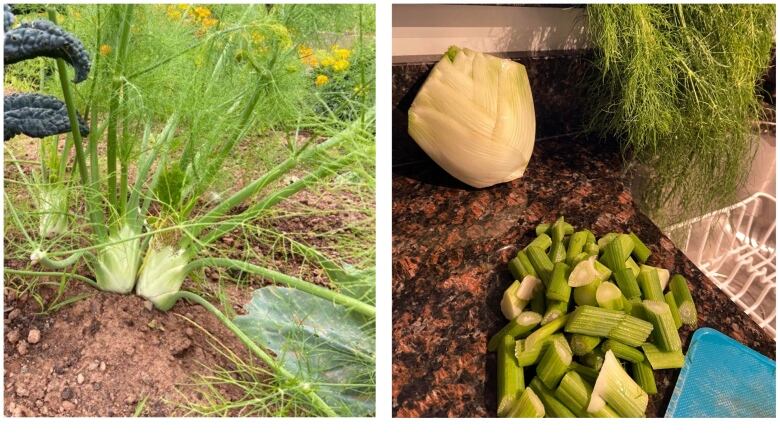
left=665, top=192, right=776, bottom=339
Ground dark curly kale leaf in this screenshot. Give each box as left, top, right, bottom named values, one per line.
left=4, top=20, right=91, bottom=83
left=4, top=93, right=89, bottom=141
left=3, top=4, right=13, bottom=31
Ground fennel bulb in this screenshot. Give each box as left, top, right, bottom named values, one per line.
left=37, top=184, right=69, bottom=237
left=408, top=46, right=536, bottom=188
left=136, top=245, right=189, bottom=311
left=94, top=224, right=142, bottom=294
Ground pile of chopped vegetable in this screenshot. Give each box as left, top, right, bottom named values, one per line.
left=492, top=217, right=697, bottom=417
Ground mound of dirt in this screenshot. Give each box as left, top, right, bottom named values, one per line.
left=4, top=287, right=249, bottom=417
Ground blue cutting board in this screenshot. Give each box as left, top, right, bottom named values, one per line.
left=665, top=327, right=776, bottom=417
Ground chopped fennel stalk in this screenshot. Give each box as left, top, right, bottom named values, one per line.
left=525, top=246, right=553, bottom=286
left=515, top=338, right=547, bottom=367
left=664, top=292, right=683, bottom=329
left=554, top=370, right=592, bottom=416
left=580, top=351, right=605, bottom=370
left=497, top=334, right=525, bottom=416
left=588, top=350, right=648, bottom=418
left=529, top=377, right=575, bottom=418
left=566, top=231, right=588, bottom=265
left=595, top=281, right=624, bottom=310
left=546, top=262, right=571, bottom=302
left=573, top=278, right=601, bottom=306
left=600, top=340, right=644, bottom=363
left=600, top=234, right=634, bottom=273
left=526, top=313, right=569, bottom=348
left=487, top=311, right=542, bottom=352
left=642, top=300, right=682, bottom=352
left=613, top=267, right=641, bottom=299
left=625, top=257, right=641, bottom=277
left=570, top=252, right=590, bottom=267
left=670, top=274, right=697, bottom=326
left=568, top=361, right=599, bottom=383
left=641, top=343, right=685, bottom=369
left=526, top=234, right=552, bottom=251
left=542, top=300, right=568, bottom=325
left=537, top=334, right=572, bottom=388
left=631, top=359, right=658, bottom=395
left=568, top=256, right=600, bottom=287
left=585, top=242, right=600, bottom=256
left=637, top=269, right=664, bottom=302
left=628, top=232, right=651, bottom=263
left=500, top=280, right=525, bottom=320
left=508, top=251, right=535, bottom=280
left=407, top=46, right=536, bottom=188
left=506, top=387, right=545, bottom=418
left=570, top=334, right=601, bottom=356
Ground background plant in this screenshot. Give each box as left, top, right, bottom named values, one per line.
left=586, top=4, right=775, bottom=225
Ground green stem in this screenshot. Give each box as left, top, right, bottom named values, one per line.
left=173, top=291, right=338, bottom=417
left=5, top=269, right=100, bottom=290
left=183, top=258, right=375, bottom=318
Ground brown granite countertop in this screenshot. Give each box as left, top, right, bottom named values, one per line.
left=391, top=134, right=776, bottom=418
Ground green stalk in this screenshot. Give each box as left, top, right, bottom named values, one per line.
left=631, top=359, right=658, bottom=395
left=568, top=361, right=599, bottom=383
left=595, top=281, right=624, bottom=310
left=515, top=338, right=547, bottom=367
left=601, top=340, right=644, bottom=363
left=628, top=232, right=651, bottom=263
left=670, top=274, right=697, bottom=326
left=508, top=251, right=535, bottom=280
left=198, top=151, right=361, bottom=247
left=573, top=278, right=601, bottom=306
left=664, top=292, right=683, bottom=329
left=600, top=234, right=634, bottom=273
left=584, top=242, right=600, bottom=256
left=589, top=350, right=648, bottom=418
left=625, top=257, right=641, bottom=277
left=570, top=334, right=601, bottom=356
left=580, top=351, right=605, bottom=370
left=637, top=269, right=664, bottom=301
left=542, top=300, right=568, bottom=325
left=525, top=246, right=553, bottom=285
left=525, top=234, right=552, bottom=251
left=537, top=335, right=573, bottom=388
left=487, top=311, right=542, bottom=352
left=546, top=262, right=571, bottom=303
left=554, top=370, right=591, bottom=416
left=641, top=343, right=685, bottom=369
left=526, top=313, right=569, bottom=348
left=529, top=377, right=575, bottom=418
left=642, top=300, right=682, bottom=352
left=506, top=387, right=545, bottom=418
left=565, top=305, right=652, bottom=346
left=566, top=231, right=588, bottom=265
left=5, top=269, right=100, bottom=290
left=497, top=334, right=525, bottom=416
left=173, top=291, right=337, bottom=416
left=184, top=258, right=375, bottom=318
left=613, top=267, right=641, bottom=299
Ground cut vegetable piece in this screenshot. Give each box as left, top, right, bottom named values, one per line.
left=637, top=269, right=664, bottom=301
left=537, top=334, right=573, bottom=388
left=585, top=242, right=600, bottom=256
left=596, top=281, right=624, bottom=310
left=624, top=257, right=641, bottom=277
left=669, top=274, right=697, bottom=326
left=613, top=267, right=641, bottom=299
left=506, top=387, right=545, bottom=418
left=487, top=311, right=542, bottom=352
left=641, top=343, right=685, bottom=369
left=555, top=370, right=592, bottom=416
left=573, top=278, right=600, bottom=306
left=664, top=292, right=683, bottom=329
left=515, top=338, right=546, bottom=367
left=529, top=377, right=575, bottom=418
left=497, top=334, right=525, bottom=416
left=640, top=264, right=670, bottom=290
left=642, top=300, right=682, bottom=352
left=628, top=232, right=651, bottom=263
left=568, top=361, right=599, bottom=383
left=407, top=46, right=536, bottom=188
left=584, top=230, right=596, bottom=245
left=580, top=351, right=605, bottom=370
left=568, top=256, right=600, bottom=287
left=631, top=359, right=657, bottom=395
left=536, top=223, right=551, bottom=236
left=600, top=340, right=644, bottom=363
left=526, top=234, right=552, bottom=251
left=526, top=313, right=569, bottom=348
left=515, top=251, right=537, bottom=278
left=507, top=257, right=525, bottom=280
left=501, top=277, right=539, bottom=320
left=546, top=262, right=571, bottom=302
left=608, top=315, right=653, bottom=347
left=566, top=231, right=588, bottom=265
left=570, top=334, right=601, bottom=356
left=564, top=305, right=623, bottom=336
left=597, top=232, right=617, bottom=250
left=593, top=259, right=613, bottom=281
left=526, top=246, right=553, bottom=286
left=588, top=350, right=648, bottom=418
left=542, top=300, right=568, bottom=325
left=600, top=234, right=634, bottom=273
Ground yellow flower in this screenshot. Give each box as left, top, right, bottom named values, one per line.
left=99, top=44, right=112, bottom=56
left=334, top=48, right=351, bottom=60
left=193, top=6, right=211, bottom=19
left=298, top=45, right=313, bottom=58
left=333, top=59, right=349, bottom=72
left=177, top=4, right=189, bottom=10
left=202, top=17, right=218, bottom=28
left=315, top=74, right=329, bottom=87
left=251, top=31, right=264, bottom=44
left=321, top=56, right=335, bottom=67
left=166, top=6, right=181, bottom=20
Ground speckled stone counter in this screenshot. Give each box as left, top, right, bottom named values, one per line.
left=391, top=135, right=777, bottom=418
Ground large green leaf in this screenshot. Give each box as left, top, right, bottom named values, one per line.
left=234, top=286, right=375, bottom=416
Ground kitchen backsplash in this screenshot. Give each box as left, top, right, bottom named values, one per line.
left=393, top=50, right=593, bottom=167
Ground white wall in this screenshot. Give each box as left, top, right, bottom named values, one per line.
left=393, top=4, right=589, bottom=61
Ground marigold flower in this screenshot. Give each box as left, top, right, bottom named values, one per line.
left=315, top=74, right=329, bottom=87
left=333, top=59, right=349, bottom=72
left=99, top=44, right=112, bottom=56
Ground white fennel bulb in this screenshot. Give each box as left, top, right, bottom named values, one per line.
left=136, top=245, right=189, bottom=311
left=37, top=184, right=69, bottom=238
left=408, top=46, right=536, bottom=188
left=94, top=224, right=141, bottom=294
